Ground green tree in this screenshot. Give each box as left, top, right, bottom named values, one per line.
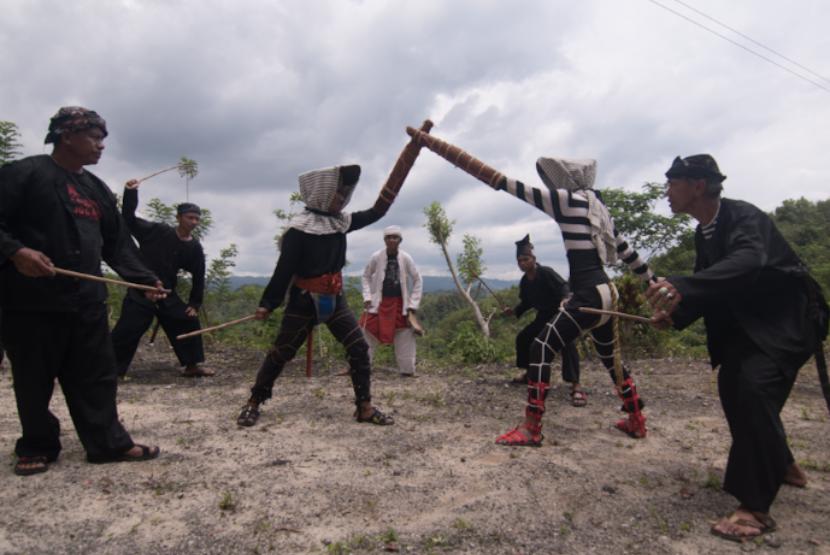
left=144, top=198, right=213, bottom=241
left=602, top=183, right=692, bottom=255
left=0, top=121, right=23, bottom=163
left=423, top=201, right=492, bottom=337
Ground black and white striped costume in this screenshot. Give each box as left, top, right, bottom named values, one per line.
left=495, top=159, right=653, bottom=438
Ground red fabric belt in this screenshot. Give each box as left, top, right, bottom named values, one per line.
left=294, top=272, right=343, bottom=295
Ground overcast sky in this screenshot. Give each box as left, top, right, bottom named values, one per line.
left=3, top=0, right=828, bottom=280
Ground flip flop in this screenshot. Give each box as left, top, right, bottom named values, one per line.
left=88, top=444, right=160, bottom=464
left=182, top=366, right=216, bottom=377
left=14, top=455, right=50, bottom=476
left=570, top=390, right=588, bottom=407
left=710, top=512, right=777, bottom=543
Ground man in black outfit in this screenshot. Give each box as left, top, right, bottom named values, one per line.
left=648, top=154, right=828, bottom=542
left=0, top=106, right=163, bottom=476
left=111, top=179, right=213, bottom=377
left=505, top=235, right=585, bottom=406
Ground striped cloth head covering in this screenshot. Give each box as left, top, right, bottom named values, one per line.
left=535, top=157, right=617, bottom=265
left=535, top=157, right=596, bottom=191
left=289, top=165, right=360, bottom=235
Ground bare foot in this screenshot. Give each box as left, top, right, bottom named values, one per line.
left=783, top=462, right=807, bottom=488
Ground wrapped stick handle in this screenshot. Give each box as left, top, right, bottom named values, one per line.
left=405, top=127, right=505, bottom=189
left=373, top=120, right=434, bottom=215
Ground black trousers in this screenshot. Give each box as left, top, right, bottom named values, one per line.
left=527, top=284, right=636, bottom=414
left=517, top=312, right=580, bottom=383
left=1, top=305, right=134, bottom=461
left=718, top=332, right=807, bottom=513
left=251, top=290, right=371, bottom=405
left=111, top=291, right=204, bottom=375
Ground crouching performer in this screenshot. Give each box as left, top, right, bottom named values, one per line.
left=237, top=122, right=433, bottom=427
left=407, top=126, right=654, bottom=445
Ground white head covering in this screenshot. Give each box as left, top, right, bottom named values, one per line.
left=383, top=225, right=402, bottom=238
left=288, top=165, right=359, bottom=235
left=535, top=157, right=617, bottom=265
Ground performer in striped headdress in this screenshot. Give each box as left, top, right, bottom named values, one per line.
left=494, top=157, right=654, bottom=445
left=406, top=126, right=654, bottom=445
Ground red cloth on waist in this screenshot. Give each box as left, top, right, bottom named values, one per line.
left=360, top=296, right=408, bottom=344
left=294, top=272, right=343, bottom=294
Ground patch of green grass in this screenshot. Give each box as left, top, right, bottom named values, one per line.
left=799, top=458, right=830, bottom=472
left=219, top=490, right=237, bottom=511
left=702, top=470, right=721, bottom=490
left=452, top=518, right=472, bottom=531
left=423, top=533, right=447, bottom=549
left=378, top=528, right=399, bottom=543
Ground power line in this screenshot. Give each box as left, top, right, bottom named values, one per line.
left=671, top=0, right=830, bottom=85
left=645, top=0, right=830, bottom=95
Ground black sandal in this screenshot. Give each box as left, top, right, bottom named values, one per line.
left=88, top=444, right=160, bottom=464
left=355, top=407, right=394, bottom=426
left=237, top=404, right=261, bottom=427
left=14, top=455, right=50, bottom=476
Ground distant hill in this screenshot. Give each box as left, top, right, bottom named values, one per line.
left=228, top=275, right=514, bottom=293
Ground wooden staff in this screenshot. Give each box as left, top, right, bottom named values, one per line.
left=135, top=157, right=198, bottom=184
left=373, top=120, right=434, bottom=215
left=305, top=328, right=313, bottom=378
left=475, top=275, right=511, bottom=312
left=578, top=307, right=652, bottom=324
left=405, top=127, right=506, bottom=189
left=176, top=314, right=256, bottom=340
left=53, top=267, right=170, bottom=294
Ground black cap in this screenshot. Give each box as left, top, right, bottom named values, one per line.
left=665, top=154, right=726, bottom=182
left=515, top=234, right=534, bottom=257
left=176, top=202, right=201, bottom=216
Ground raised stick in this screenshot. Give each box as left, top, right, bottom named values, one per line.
left=53, top=268, right=170, bottom=294
left=176, top=314, right=257, bottom=340
left=578, top=307, right=652, bottom=324
left=406, top=127, right=505, bottom=189
left=373, top=120, right=434, bottom=215
left=475, top=275, right=510, bottom=312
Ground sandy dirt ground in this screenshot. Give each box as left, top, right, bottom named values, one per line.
left=1, top=340, right=829, bottom=555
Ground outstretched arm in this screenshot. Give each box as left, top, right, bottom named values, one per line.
left=122, top=181, right=160, bottom=240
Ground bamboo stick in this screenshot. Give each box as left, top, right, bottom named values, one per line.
left=53, top=267, right=170, bottom=294
left=176, top=314, right=257, bottom=340
left=578, top=306, right=652, bottom=324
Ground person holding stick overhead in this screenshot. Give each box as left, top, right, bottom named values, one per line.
left=236, top=120, right=433, bottom=428
left=505, top=235, right=585, bottom=407
left=408, top=125, right=654, bottom=445
left=0, top=107, right=166, bottom=476
left=110, top=179, right=213, bottom=378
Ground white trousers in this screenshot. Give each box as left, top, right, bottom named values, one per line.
left=363, top=327, right=417, bottom=375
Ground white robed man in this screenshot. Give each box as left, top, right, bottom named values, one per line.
left=360, top=225, right=423, bottom=377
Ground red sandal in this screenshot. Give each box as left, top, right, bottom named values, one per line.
left=495, top=422, right=543, bottom=447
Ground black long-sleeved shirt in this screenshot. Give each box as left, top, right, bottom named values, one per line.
left=0, top=155, right=157, bottom=311
left=670, top=198, right=823, bottom=369
left=259, top=208, right=382, bottom=310
left=514, top=264, right=569, bottom=319
left=122, top=188, right=206, bottom=308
